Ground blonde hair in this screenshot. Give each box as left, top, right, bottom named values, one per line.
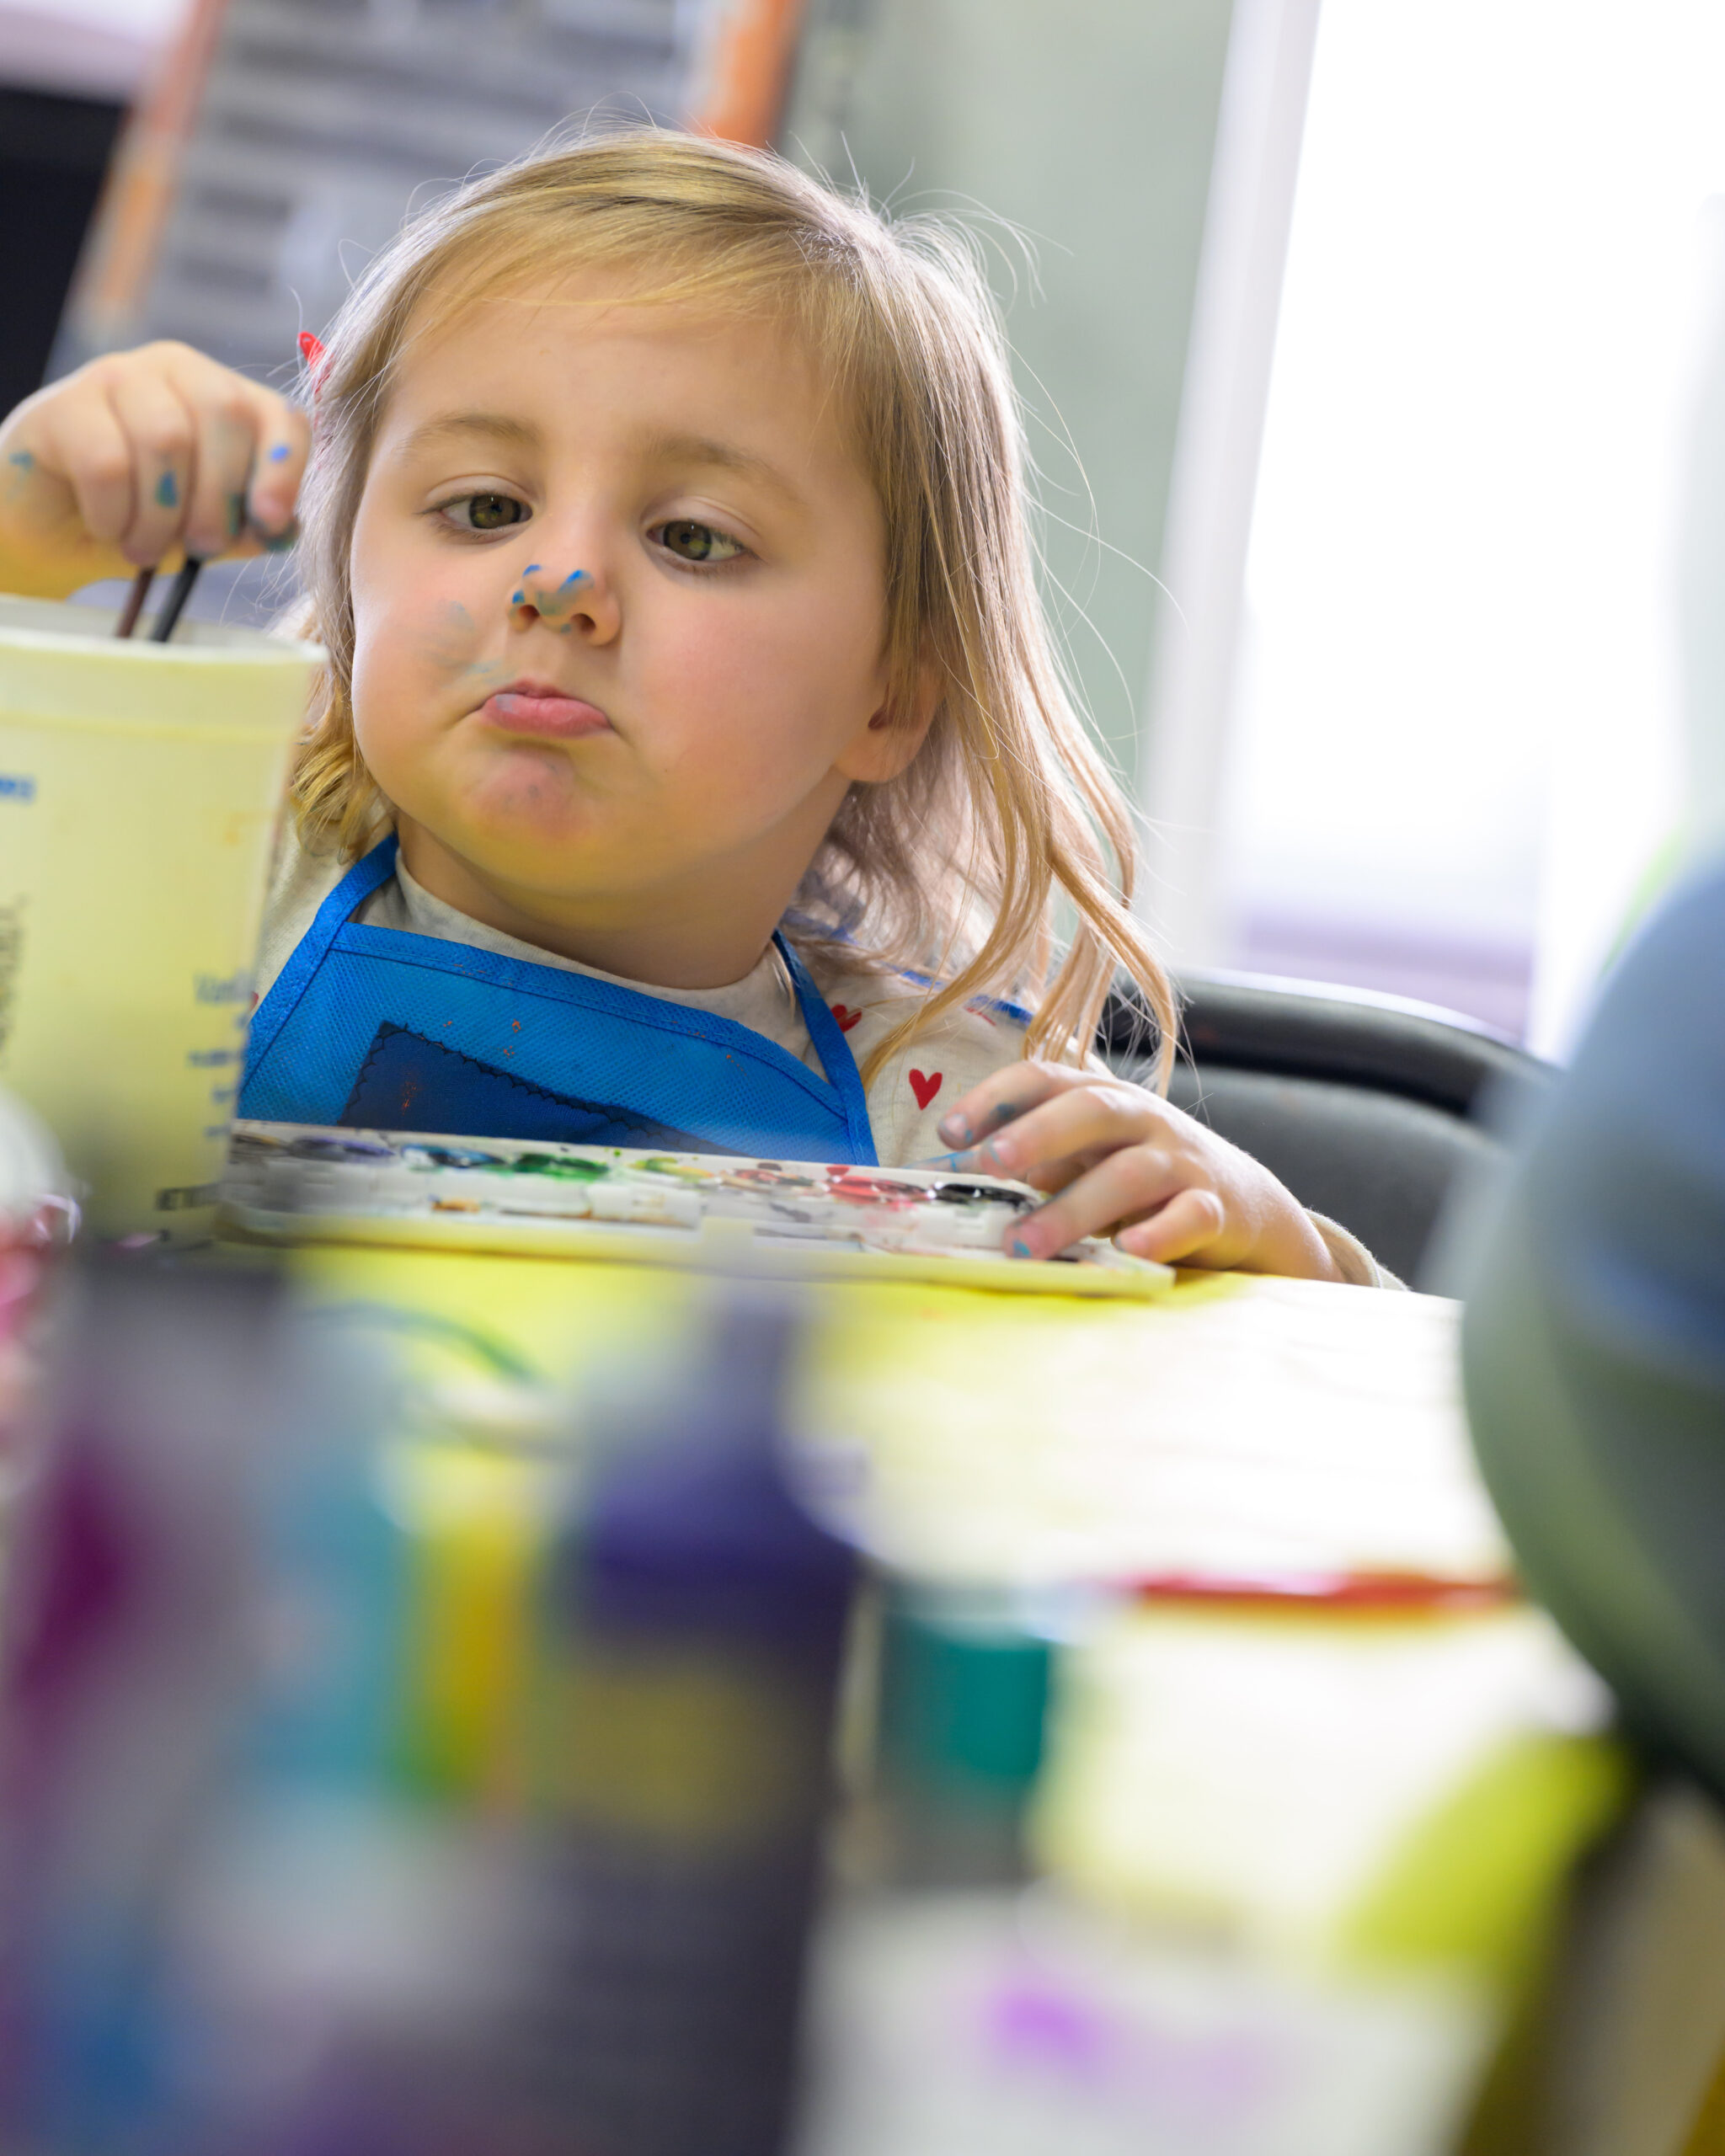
left=288, top=127, right=1172, bottom=1083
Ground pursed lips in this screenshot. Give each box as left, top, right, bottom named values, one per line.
left=476, top=678, right=611, bottom=739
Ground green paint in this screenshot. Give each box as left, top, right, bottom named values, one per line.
left=487, top=1152, right=611, bottom=1182
left=155, top=470, right=179, bottom=510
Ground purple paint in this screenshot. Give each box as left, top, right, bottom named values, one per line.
left=985, top=1981, right=1113, bottom=2076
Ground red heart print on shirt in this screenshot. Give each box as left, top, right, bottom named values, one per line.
left=831, top=1005, right=862, bottom=1033
left=909, top=1069, right=943, bottom=1110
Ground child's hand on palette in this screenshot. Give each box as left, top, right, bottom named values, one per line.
left=0, top=342, right=308, bottom=600
left=935, top=1063, right=1346, bottom=1281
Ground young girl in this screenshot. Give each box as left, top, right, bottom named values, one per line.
left=0, top=130, right=1382, bottom=1284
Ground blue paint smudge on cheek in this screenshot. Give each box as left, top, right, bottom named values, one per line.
left=155, top=470, right=179, bottom=510
left=424, top=599, right=483, bottom=670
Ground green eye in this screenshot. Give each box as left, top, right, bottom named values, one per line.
left=657, top=520, right=743, bottom=563
left=463, top=494, right=525, bottom=531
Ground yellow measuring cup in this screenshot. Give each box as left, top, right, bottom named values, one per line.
left=0, top=595, right=322, bottom=1241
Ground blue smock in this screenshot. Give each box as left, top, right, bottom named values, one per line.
left=238, top=836, right=877, bottom=1163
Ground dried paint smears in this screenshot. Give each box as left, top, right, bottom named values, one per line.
left=424, top=600, right=505, bottom=686
left=510, top=567, right=590, bottom=633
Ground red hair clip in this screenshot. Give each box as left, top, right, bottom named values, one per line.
left=297, top=331, right=331, bottom=394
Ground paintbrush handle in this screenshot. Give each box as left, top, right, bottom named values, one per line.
left=113, top=566, right=155, bottom=638
left=148, top=558, right=206, bottom=643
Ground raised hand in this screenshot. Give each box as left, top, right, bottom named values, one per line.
left=0, top=340, right=309, bottom=599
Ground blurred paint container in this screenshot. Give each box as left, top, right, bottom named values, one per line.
left=511, top=1294, right=858, bottom=2156
left=874, top=1584, right=1054, bottom=1886
left=0, top=1262, right=285, bottom=2152
left=0, top=595, right=321, bottom=1241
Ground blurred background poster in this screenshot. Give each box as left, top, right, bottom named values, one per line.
left=3, top=0, right=1724, bottom=1053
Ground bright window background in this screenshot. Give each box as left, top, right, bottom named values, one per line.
left=1216, top=0, right=1725, bottom=1051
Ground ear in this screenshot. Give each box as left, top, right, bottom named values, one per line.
left=834, top=649, right=942, bottom=785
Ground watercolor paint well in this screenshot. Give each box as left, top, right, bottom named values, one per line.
left=223, top=1123, right=1174, bottom=1296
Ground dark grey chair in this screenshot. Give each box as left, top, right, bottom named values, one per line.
left=1099, top=971, right=1552, bottom=1283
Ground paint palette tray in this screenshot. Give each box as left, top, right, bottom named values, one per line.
left=222, top=1123, right=1175, bottom=1298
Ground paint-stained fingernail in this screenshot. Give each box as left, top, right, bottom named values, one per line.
left=983, top=1134, right=1018, bottom=1171
left=268, top=442, right=291, bottom=464
left=1010, top=1235, right=1037, bottom=1260
left=937, top=1113, right=970, bottom=1144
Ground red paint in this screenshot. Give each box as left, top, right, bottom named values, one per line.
left=908, top=1069, right=943, bottom=1110
left=1132, top=1569, right=1516, bottom=1613
left=827, top=1168, right=917, bottom=1211
left=831, top=1004, right=862, bottom=1033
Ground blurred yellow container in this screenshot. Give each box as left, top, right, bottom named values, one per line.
left=0, top=594, right=322, bottom=1240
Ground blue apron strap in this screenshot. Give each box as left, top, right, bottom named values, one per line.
left=248, top=834, right=402, bottom=1069
left=774, top=931, right=877, bottom=1166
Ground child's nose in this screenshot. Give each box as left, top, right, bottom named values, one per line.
left=507, top=563, right=611, bottom=638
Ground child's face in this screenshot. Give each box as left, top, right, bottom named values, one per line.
left=347, top=270, right=923, bottom=979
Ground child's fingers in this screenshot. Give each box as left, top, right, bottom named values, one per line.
left=959, top=1077, right=1156, bottom=1186
left=105, top=368, right=198, bottom=566
left=1114, top=1187, right=1232, bottom=1267
left=182, top=407, right=246, bottom=558
left=245, top=397, right=309, bottom=537
left=1007, top=1143, right=1197, bottom=1260
left=935, top=1059, right=1097, bottom=1151
left=29, top=387, right=135, bottom=547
